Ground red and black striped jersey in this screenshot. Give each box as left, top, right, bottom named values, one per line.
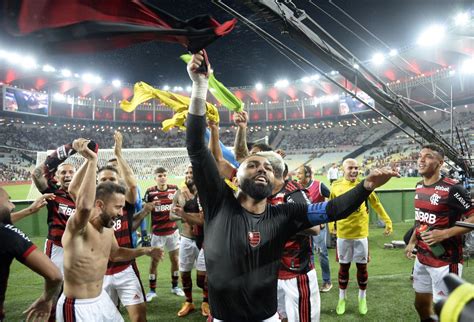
left=45, top=188, right=75, bottom=247
left=144, top=185, right=178, bottom=236
left=40, top=163, right=76, bottom=247
left=106, top=201, right=135, bottom=275
left=306, top=180, right=326, bottom=203
left=268, top=180, right=313, bottom=280
left=414, top=177, right=473, bottom=267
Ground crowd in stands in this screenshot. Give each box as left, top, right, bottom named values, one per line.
left=0, top=105, right=472, bottom=182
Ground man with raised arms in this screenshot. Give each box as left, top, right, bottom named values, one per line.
left=185, top=51, right=399, bottom=321
left=56, top=139, right=162, bottom=322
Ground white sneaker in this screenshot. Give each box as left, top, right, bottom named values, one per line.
left=146, top=291, right=157, bottom=302
left=171, top=287, right=185, bottom=297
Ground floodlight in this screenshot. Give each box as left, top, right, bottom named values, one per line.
left=275, top=79, right=289, bottom=88
left=454, top=12, right=470, bottom=26
left=42, top=64, right=56, bottom=72
left=372, top=52, right=385, bottom=65
left=61, top=69, right=72, bottom=77
left=255, top=82, right=263, bottom=90
left=389, top=49, right=398, bottom=57
left=112, top=79, right=122, bottom=88
left=416, top=24, right=446, bottom=47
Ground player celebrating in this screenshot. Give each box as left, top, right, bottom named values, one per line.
left=31, top=139, right=93, bottom=321
left=185, top=51, right=398, bottom=321
left=331, top=158, right=393, bottom=315
left=144, top=167, right=184, bottom=301
left=405, top=144, right=473, bottom=322
left=296, top=165, right=333, bottom=293
left=171, top=165, right=209, bottom=317
left=262, top=154, right=321, bottom=322
left=98, top=132, right=147, bottom=322
left=57, top=139, right=162, bottom=322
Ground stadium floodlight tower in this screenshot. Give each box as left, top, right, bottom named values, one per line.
left=212, top=0, right=472, bottom=178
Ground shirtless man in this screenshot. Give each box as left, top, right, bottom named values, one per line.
left=56, top=139, right=162, bottom=322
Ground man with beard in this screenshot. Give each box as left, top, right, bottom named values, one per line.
left=56, top=139, right=163, bottom=322
left=0, top=189, right=62, bottom=322
left=170, top=165, right=209, bottom=317
left=331, top=158, right=393, bottom=316
left=259, top=153, right=321, bottom=322
left=185, top=51, right=399, bottom=321
left=32, top=138, right=93, bottom=321
left=32, top=140, right=84, bottom=275
left=405, top=144, right=473, bottom=322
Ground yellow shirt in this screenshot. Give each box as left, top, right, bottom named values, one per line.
left=329, top=178, right=392, bottom=239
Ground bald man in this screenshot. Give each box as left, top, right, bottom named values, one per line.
left=330, top=158, right=393, bottom=316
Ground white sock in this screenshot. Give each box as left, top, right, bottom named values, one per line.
left=359, top=289, right=366, bottom=299
left=339, top=289, right=346, bottom=300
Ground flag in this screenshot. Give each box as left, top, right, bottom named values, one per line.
left=4, top=0, right=236, bottom=53
left=180, top=54, right=244, bottom=112
left=120, top=81, right=219, bottom=131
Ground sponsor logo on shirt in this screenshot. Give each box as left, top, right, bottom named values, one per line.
left=155, top=204, right=172, bottom=212
left=454, top=192, right=470, bottom=210
left=5, top=224, right=31, bottom=242
left=435, top=185, right=449, bottom=192
left=415, top=209, right=436, bottom=224
left=58, top=203, right=76, bottom=217
left=248, top=231, right=261, bottom=247
left=430, top=193, right=441, bottom=206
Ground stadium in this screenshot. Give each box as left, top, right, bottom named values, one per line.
left=0, top=1, right=473, bottom=322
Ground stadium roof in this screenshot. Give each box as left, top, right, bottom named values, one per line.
left=0, top=0, right=473, bottom=94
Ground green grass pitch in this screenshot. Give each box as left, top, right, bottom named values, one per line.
left=2, top=176, right=421, bottom=200
left=4, top=222, right=474, bottom=321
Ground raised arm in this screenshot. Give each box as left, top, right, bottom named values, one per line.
left=307, top=168, right=400, bottom=225
left=233, top=110, right=250, bottom=163
left=186, top=51, right=225, bottom=212
left=114, top=131, right=138, bottom=205
left=66, top=140, right=98, bottom=233
left=11, top=193, right=55, bottom=224
left=208, top=120, right=237, bottom=179
left=32, top=142, right=76, bottom=193
left=67, top=153, right=89, bottom=201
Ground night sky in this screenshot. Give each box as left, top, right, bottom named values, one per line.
left=0, top=0, right=470, bottom=87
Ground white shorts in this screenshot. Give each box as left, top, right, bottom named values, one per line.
left=211, top=312, right=279, bottom=322
left=103, top=264, right=145, bottom=307
left=413, top=257, right=463, bottom=302
left=179, top=236, right=206, bottom=272
left=56, top=290, right=124, bottom=322
left=277, top=269, right=320, bottom=322
left=151, top=230, right=180, bottom=252
left=336, top=238, right=369, bottom=264
left=44, top=239, right=64, bottom=276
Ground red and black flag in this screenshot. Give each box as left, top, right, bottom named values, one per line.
left=3, top=0, right=236, bottom=53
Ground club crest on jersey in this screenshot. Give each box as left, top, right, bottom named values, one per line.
left=430, top=193, right=441, bottom=205
left=248, top=231, right=261, bottom=247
